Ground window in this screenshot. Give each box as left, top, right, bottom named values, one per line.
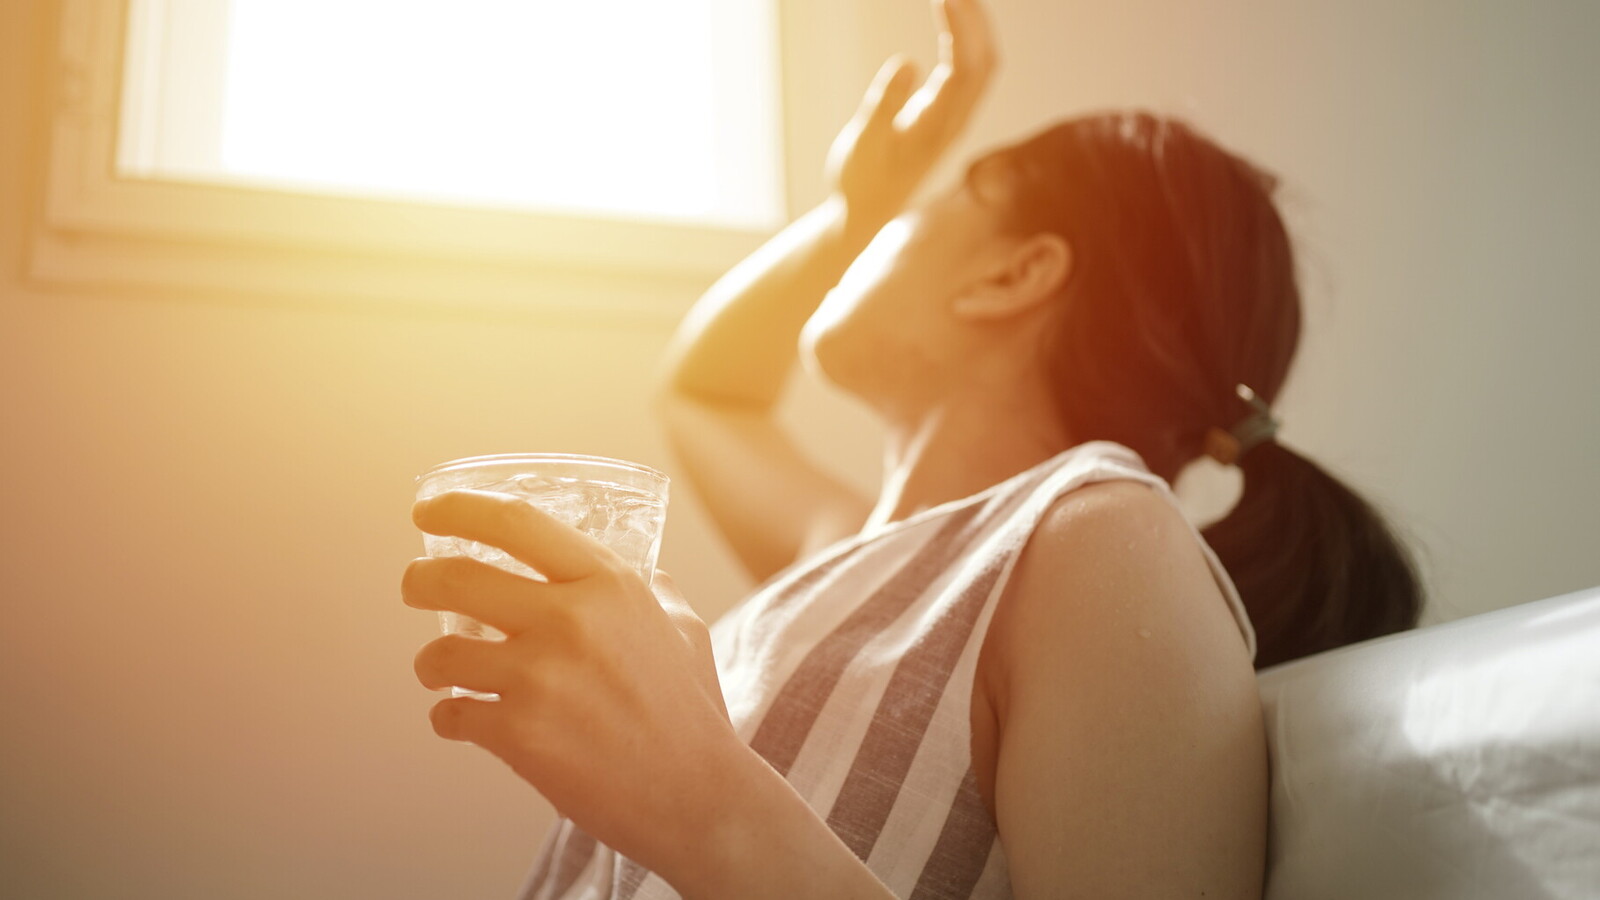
left=34, top=0, right=806, bottom=315
left=119, top=0, right=783, bottom=230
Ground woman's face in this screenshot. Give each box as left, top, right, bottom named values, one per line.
left=799, top=154, right=1024, bottom=414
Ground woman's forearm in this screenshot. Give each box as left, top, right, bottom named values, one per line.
left=673, top=740, right=898, bottom=900
left=659, top=196, right=886, bottom=412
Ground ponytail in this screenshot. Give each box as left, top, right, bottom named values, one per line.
left=987, top=111, right=1426, bottom=667
left=1201, top=441, right=1423, bottom=669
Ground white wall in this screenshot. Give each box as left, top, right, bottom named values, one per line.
left=1, top=1, right=1596, bottom=898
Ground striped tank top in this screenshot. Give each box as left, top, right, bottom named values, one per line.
left=516, top=440, right=1258, bottom=899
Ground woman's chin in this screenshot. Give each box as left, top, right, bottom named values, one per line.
left=798, top=324, right=872, bottom=399
left=798, top=326, right=849, bottom=390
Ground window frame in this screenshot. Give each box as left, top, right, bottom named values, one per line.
left=30, top=0, right=802, bottom=319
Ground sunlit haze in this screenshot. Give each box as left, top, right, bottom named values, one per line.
left=217, top=0, right=781, bottom=226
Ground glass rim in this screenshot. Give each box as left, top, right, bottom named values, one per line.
left=416, top=453, right=668, bottom=486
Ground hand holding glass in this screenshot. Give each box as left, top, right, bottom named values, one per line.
left=414, top=454, right=670, bottom=700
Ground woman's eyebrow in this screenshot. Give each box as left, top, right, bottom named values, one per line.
left=963, top=151, right=1017, bottom=203
left=964, top=151, right=1006, bottom=183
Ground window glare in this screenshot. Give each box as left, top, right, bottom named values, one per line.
left=126, top=0, right=783, bottom=229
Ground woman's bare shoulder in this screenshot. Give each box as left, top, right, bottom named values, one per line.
left=977, top=477, right=1268, bottom=897
left=987, top=477, right=1248, bottom=684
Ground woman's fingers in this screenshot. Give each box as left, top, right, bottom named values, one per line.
left=429, top=694, right=506, bottom=744
left=859, top=55, right=919, bottom=136
left=940, top=0, right=998, bottom=82
left=402, top=555, right=579, bottom=635
left=899, top=0, right=996, bottom=137
left=413, top=489, right=616, bottom=584
left=414, top=633, right=526, bottom=695
left=825, top=0, right=999, bottom=220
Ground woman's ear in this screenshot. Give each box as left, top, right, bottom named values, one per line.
left=951, top=233, right=1073, bottom=320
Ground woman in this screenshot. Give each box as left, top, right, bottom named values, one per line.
left=402, top=0, right=1422, bottom=896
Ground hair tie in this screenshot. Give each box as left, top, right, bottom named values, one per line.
left=1203, top=384, right=1280, bottom=466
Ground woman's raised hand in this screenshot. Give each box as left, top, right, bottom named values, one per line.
left=825, top=0, right=998, bottom=231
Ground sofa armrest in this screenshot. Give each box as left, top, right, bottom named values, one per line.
left=1257, top=585, right=1600, bottom=900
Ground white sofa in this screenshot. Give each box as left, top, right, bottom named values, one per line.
left=1257, top=585, right=1600, bottom=899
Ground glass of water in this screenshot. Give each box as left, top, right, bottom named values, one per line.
left=414, top=454, right=670, bottom=700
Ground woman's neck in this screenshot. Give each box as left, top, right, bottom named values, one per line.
left=864, top=380, right=1073, bottom=533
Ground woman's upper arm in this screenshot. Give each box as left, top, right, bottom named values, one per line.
left=987, top=480, right=1268, bottom=900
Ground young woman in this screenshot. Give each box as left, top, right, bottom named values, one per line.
left=403, top=0, right=1422, bottom=896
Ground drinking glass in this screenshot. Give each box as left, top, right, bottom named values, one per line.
left=415, top=453, right=669, bottom=699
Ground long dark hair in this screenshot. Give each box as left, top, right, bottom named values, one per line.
left=974, top=112, right=1422, bottom=669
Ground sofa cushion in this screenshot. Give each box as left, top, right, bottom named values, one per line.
left=1257, top=585, right=1600, bottom=900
